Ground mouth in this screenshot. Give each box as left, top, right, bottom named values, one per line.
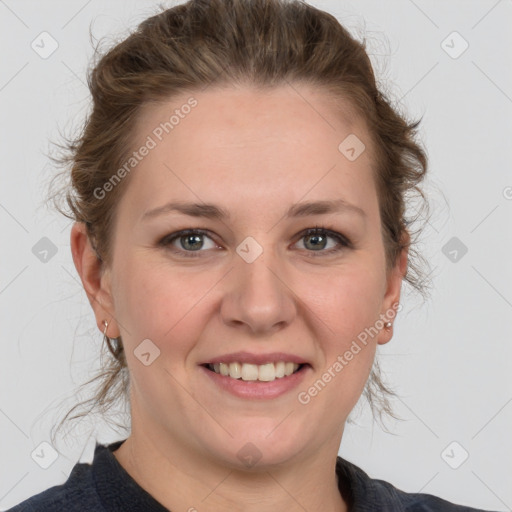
left=201, top=361, right=309, bottom=382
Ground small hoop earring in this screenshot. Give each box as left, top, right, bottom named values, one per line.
left=102, top=320, right=124, bottom=361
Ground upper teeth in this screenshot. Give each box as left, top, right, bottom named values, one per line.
left=209, top=362, right=301, bottom=381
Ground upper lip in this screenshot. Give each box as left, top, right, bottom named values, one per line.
left=200, top=351, right=310, bottom=366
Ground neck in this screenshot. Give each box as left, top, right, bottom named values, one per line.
left=112, top=427, right=348, bottom=512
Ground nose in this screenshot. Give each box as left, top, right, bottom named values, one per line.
left=220, top=249, right=297, bottom=336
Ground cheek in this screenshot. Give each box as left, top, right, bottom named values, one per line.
left=305, top=260, right=384, bottom=340
left=111, top=261, right=216, bottom=416
left=112, top=259, right=213, bottom=361
left=300, top=261, right=383, bottom=405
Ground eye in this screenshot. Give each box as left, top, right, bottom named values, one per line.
left=159, top=229, right=219, bottom=258
left=294, top=226, right=352, bottom=256
left=158, top=226, right=352, bottom=258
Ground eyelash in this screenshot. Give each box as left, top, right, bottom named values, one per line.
left=158, top=225, right=353, bottom=259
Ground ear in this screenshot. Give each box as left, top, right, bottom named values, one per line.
left=377, top=231, right=409, bottom=345
left=70, top=222, right=120, bottom=338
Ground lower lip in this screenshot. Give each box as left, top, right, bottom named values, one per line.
left=200, top=364, right=311, bottom=400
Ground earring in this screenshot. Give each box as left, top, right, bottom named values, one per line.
left=102, top=320, right=123, bottom=360
left=384, top=321, right=392, bottom=329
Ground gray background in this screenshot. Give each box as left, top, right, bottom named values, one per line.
left=1, top=0, right=511, bottom=510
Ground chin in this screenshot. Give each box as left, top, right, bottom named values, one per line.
left=200, top=422, right=309, bottom=471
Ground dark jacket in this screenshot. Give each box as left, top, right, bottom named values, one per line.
left=6, top=440, right=497, bottom=511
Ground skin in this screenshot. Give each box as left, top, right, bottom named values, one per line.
left=71, top=83, right=408, bottom=512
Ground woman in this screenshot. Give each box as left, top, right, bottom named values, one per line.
left=7, top=0, right=498, bottom=510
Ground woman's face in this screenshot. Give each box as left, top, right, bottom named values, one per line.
left=81, top=84, right=405, bottom=469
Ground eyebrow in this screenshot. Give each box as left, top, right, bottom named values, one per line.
left=141, top=198, right=366, bottom=222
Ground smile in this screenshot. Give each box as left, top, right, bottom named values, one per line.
left=205, top=361, right=303, bottom=382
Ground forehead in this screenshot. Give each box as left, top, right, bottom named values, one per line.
left=121, top=84, right=378, bottom=221
left=135, top=83, right=368, bottom=155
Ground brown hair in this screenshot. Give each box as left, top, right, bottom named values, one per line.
left=49, top=0, right=430, bottom=441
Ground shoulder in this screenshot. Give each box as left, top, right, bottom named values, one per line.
left=336, top=456, right=498, bottom=512
left=5, top=461, right=104, bottom=512
left=370, top=476, right=495, bottom=511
